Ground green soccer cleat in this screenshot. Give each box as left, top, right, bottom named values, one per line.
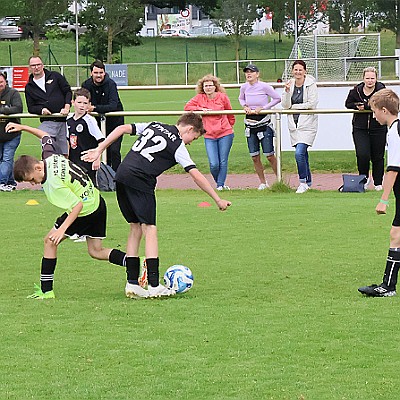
left=27, top=284, right=55, bottom=300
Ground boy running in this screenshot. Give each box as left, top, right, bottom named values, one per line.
left=5, top=122, right=130, bottom=299
left=82, top=113, right=231, bottom=298
left=358, top=89, right=400, bottom=297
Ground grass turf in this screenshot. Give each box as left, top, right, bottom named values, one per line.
left=1, top=189, right=400, bottom=399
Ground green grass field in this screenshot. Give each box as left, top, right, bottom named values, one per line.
left=1, top=188, right=400, bottom=399
left=1, top=30, right=398, bottom=84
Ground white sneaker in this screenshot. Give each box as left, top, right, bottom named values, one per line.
left=374, top=185, right=383, bottom=191
left=364, top=177, right=371, bottom=190
left=296, top=182, right=309, bottom=194
left=0, top=184, right=13, bottom=192
left=223, top=185, right=230, bottom=190
left=125, top=282, right=149, bottom=299
left=148, top=284, right=175, bottom=298
left=216, top=186, right=223, bottom=191
left=258, top=183, right=269, bottom=190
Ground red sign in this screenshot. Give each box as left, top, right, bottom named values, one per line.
left=12, top=67, right=29, bottom=89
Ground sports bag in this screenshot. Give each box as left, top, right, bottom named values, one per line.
left=95, top=162, right=116, bottom=192
left=338, top=174, right=367, bottom=193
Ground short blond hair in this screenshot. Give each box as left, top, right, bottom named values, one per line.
left=363, top=66, right=377, bottom=78
left=369, top=89, right=399, bottom=116
left=195, top=74, right=225, bottom=94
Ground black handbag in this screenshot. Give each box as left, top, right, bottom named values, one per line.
left=338, top=174, right=367, bottom=193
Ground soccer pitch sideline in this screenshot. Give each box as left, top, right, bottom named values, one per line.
left=1, top=189, right=399, bottom=400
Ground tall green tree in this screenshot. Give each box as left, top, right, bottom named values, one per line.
left=328, top=0, right=369, bottom=33
left=210, top=0, right=259, bottom=60
left=80, top=0, right=144, bottom=63
left=2, top=0, right=69, bottom=56
left=370, top=0, right=400, bottom=48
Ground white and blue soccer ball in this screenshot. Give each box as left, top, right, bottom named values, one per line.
left=164, top=265, right=194, bottom=293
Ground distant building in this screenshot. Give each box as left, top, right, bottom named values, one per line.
left=139, top=5, right=211, bottom=36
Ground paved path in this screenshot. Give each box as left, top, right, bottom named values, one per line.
left=16, top=173, right=345, bottom=192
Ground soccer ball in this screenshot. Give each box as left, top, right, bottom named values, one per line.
left=164, top=265, right=194, bottom=293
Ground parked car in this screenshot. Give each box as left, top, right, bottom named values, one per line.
left=0, top=17, right=24, bottom=40
left=189, top=26, right=226, bottom=37
left=160, top=29, right=190, bottom=38
left=57, top=20, right=87, bottom=35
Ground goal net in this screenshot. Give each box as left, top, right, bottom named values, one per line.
left=283, top=33, right=380, bottom=81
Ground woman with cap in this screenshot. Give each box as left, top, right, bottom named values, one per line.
left=281, top=60, right=318, bottom=194
left=239, top=64, right=281, bottom=190
left=184, top=74, right=235, bottom=190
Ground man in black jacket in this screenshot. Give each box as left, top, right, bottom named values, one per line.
left=82, top=60, right=124, bottom=171
left=25, top=56, right=72, bottom=156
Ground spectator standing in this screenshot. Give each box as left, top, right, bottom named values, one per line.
left=238, top=64, right=281, bottom=190
left=184, top=74, right=235, bottom=190
left=25, top=56, right=72, bottom=156
left=0, top=72, right=23, bottom=191
left=82, top=60, right=124, bottom=172
left=281, top=60, right=318, bottom=194
left=345, top=66, right=387, bottom=191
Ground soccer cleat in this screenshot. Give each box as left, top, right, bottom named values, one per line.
left=296, top=182, right=309, bottom=194
left=258, top=183, right=269, bottom=190
left=27, top=283, right=55, bottom=300
left=125, top=282, right=149, bottom=299
left=358, top=283, right=396, bottom=297
left=148, top=284, right=176, bottom=298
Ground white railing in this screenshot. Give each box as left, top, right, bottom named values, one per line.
left=2, top=108, right=371, bottom=183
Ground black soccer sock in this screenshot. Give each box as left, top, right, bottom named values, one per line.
left=382, top=249, right=400, bottom=290
left=41, top=257, right=57, bottom=293
left=146, top=258, right=160, bottom=287
left=126, top=256, right=140, bottom=284
left=109, top=249, right=126, bottom=267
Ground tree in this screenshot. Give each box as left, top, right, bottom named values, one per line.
left=1, top=0, right=69, bottom=56
left=369, top=0, right=400, bottom=48
left=210, top=0, right=259, bottom=60
left=284, top=0, right=329, bottom=37
left=80, top=0, right=144, bottom=63
left=327, top=0, right=369, bottom=33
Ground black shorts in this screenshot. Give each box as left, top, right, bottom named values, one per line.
left=54, top=196, right=107, bottom=238
left=116, top=181, right=156, bottom=225
left=393, top=174, right=400, bottom=226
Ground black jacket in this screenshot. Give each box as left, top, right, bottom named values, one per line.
left=82, top=74, right=124, bottom=134
left=0, top=85, right=23, bottom=142
left=25, top=69, right=72, bottom=122
left=345, top=81, right=386, bottom=131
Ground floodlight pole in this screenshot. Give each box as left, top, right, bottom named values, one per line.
left=75, top=0, right=80, bottom=86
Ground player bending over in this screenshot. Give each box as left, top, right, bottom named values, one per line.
left=82, top=113, right=231, bottom=299
left=6, top=122, right=129, bottom=300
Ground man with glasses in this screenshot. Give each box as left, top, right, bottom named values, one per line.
left=25, top=56, right=72, bottom=156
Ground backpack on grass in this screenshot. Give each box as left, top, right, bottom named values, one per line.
left=95, top=162, right=116, bottom=192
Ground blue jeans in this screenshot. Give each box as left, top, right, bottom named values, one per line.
left=0, top=135, right=21, bottom=185
left=295, top=143, right=311, bottom=185
left=204, top=134, right=234, bottom=187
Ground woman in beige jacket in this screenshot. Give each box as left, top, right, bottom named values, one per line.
left=282, top=60, right=318, bottom=193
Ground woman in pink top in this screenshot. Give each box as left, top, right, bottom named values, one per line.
left=184, top=74, right=235, bottom=190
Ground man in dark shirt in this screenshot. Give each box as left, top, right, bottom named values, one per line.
left=82, top=60, right=124, bottom=171
left=25, top=56, right=72, bottom=156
